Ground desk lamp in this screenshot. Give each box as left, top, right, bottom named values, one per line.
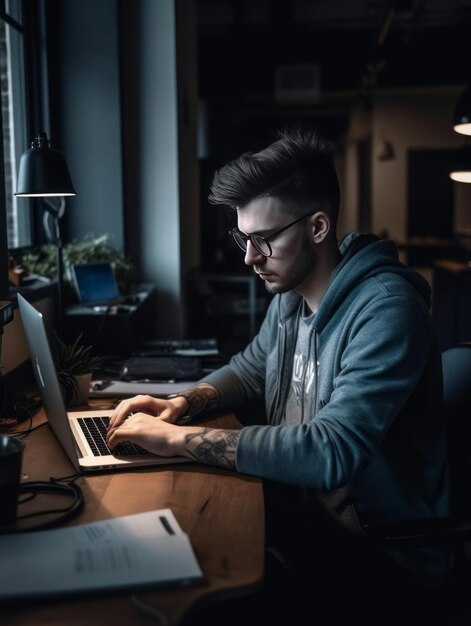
left=15, top=132, right=76, bottom=330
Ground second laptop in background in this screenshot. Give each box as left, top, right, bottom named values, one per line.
left=71, top=261, right=122, bottom=306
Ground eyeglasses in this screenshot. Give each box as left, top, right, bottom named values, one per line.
left=228, top=212, right=314, bottom=257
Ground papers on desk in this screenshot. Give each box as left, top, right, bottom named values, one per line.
left=89, top=379, right=192, bottom=398
left=0, top=509, right=204, bottom=599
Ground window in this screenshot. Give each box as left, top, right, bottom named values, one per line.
left=1, top=0, right=30, bottom=249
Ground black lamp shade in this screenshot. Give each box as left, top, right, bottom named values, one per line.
left=15, top=132, right=76, bottom=197
left=453, top=85, right=471, bottom=136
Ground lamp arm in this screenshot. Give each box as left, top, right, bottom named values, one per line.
left=41, top=197, right=66, bottom=334
left=42, top=196, right=66, bottom=219
left=42, top=197, right=65, bottom=244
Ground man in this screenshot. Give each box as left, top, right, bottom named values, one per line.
left=107, top=127, right=450, bottom=612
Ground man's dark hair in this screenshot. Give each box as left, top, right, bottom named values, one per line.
left=208, top=127, right=340, bottom=225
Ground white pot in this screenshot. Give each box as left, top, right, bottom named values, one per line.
left=72, top=372, right=92, bottom=407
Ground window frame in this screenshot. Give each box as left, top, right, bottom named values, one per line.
left=0, top=0, right=49, bottom=299
left=2, top=1, right=31, bottom=248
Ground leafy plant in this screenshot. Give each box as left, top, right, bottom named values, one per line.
left=52, top=332, right=102, bottom=406
left=17, top=235, right=136, bottom=299
left=62, top=235, right=136, bottom=293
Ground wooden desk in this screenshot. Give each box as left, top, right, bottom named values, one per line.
left=0, top=405, right=264, bottom=626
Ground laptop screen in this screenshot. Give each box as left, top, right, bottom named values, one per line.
left=72, top=262, right=120, bottom=305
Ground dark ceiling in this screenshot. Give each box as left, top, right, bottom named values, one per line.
left=195, top=0, right=471, bottom=183
left=195, top=1, right=471, bottom=269
left=197, top=0, right=471, bottom=100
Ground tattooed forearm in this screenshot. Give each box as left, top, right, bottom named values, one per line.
left=184, top=428, right=240, bottom=470
left=174, top=383, right=222, bottom=418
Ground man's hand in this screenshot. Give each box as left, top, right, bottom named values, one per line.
left=106, top=412, right=240, bottom=470
left=106, top=412, right=182, bottom=456
left=107, top=394, right=189, bottom=432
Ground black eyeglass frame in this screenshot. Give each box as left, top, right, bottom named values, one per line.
left=228, top=211, right=315, bottom=257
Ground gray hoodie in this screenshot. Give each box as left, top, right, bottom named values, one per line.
left=203, top=232, right=450, bottom=532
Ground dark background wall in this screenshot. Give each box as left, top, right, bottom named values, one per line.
left=41, top=0, right=471, bottom=340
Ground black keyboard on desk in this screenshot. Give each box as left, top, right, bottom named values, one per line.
left=138, top=338, right=218, bottom=354
left=77, top=416, right=150, bottom=457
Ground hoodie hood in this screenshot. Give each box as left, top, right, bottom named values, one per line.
left=277, top=232, right=432, bottom=332
left=316, top=232, right=431, bottom=331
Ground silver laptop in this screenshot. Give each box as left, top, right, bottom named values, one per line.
left=17, top=293, right=190, bottom=473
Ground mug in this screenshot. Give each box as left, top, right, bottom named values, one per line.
left=0, top=436, right=25, bottom=526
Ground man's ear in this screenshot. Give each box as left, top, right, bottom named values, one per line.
left=310, top=212, right=330, bottom=243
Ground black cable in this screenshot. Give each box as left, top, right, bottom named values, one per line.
left=0, top=401, right=44, bottom=439
left=80, top=305, right=113, bottom=342
left=23, top=420, right=49, bottom=435
left=0, top=367, right=42, bottom=434
left=50, top=471, right=83, bottom=483
left=17, top=491, right=36, bottom=505
left=95, top=305, right=112, bottom=336
left=3, top=479, right=85, bottom=533
left=6, top=404, right=34, bottom=438
left=0, top=364, right=85, bottom=532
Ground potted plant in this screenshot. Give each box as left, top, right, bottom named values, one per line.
left=15, top=235, right=136, bottom=304
left=52, top=332, right=102, bottom=407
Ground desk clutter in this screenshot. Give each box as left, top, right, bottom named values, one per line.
left=120, top=356, right=203, bottom=382
left=137, top=337, right=219, bottom=357
left=98, top=338, right=223, bottom=381
left=89, top=339, right=225, bottom=397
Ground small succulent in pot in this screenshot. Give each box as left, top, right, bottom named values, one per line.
left=52, top=332, right=102, bottom=407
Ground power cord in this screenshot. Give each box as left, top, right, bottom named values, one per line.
left=0, top=372, right=84, bottom=533
left=2, top=474, right=85, bottom=533
left=0, top=368, right=42, bottom=432
left=2, top=399, right=44, bottom=439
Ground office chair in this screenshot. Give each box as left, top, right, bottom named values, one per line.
left=364, top=343, right=471, bottom=543
left=442, top=342, right=471, bottom=520
left=330, top=343, right=471, bottom=626
left=360, top=343, right=471, bottom=614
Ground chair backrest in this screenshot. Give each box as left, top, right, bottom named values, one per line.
left=441, top=343, right=471, bottom=516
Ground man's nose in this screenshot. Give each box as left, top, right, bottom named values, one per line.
left=244, top=240, right=266, bottom=266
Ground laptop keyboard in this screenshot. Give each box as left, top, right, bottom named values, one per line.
left=77, top=416, right=150, bottom=457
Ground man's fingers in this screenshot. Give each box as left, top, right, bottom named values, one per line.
left=107, top=395, right=155, bottom=429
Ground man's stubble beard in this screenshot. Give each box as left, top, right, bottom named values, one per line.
left=262, top=235, right=318, bottom=296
